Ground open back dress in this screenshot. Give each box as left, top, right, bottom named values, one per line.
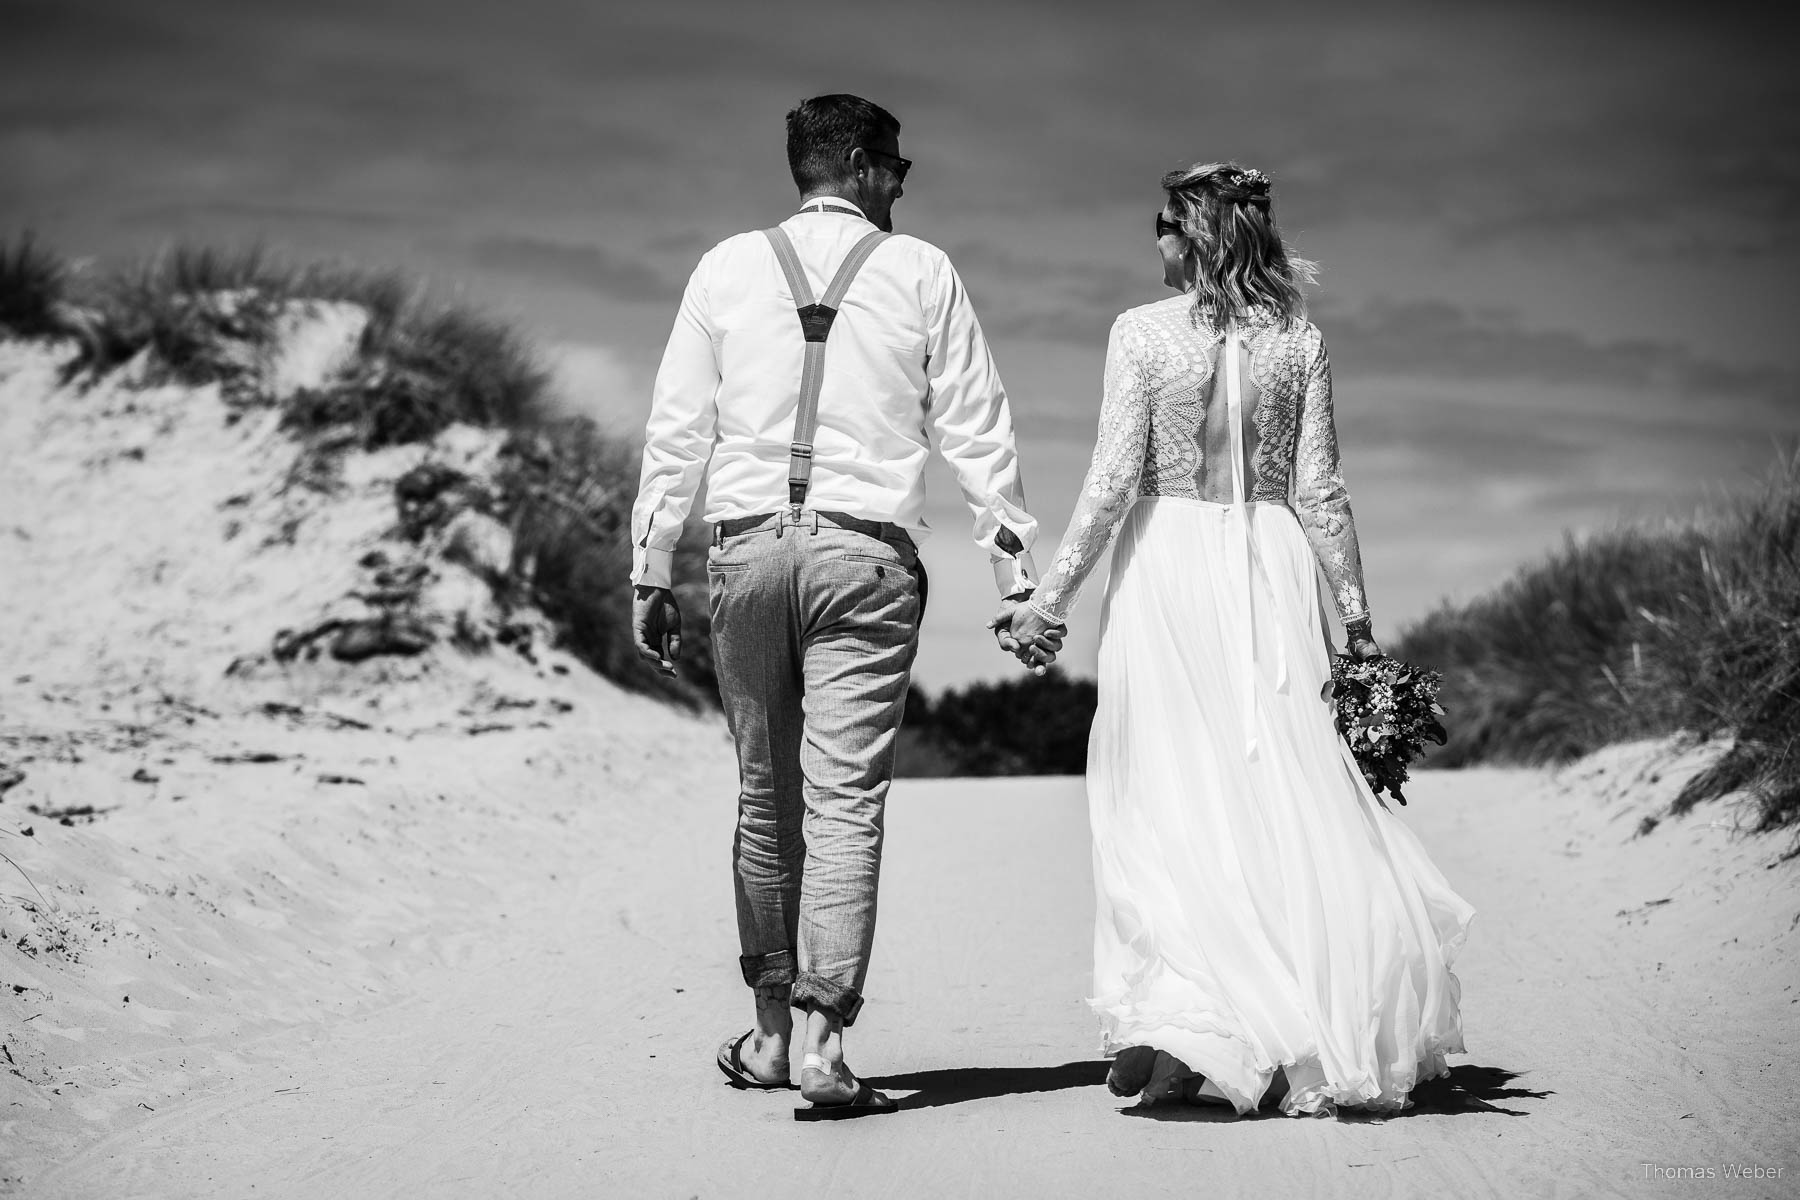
left=1030, top=295, right=1475, bottom=1115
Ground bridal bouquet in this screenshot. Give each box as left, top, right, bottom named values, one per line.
left=1324, top=656, right=1447, bottom=805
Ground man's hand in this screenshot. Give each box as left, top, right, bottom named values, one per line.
left=988, top=597, right=1028, bottom=655
left=633, top=585, right=682, bottom=676
left=987, top=599, right=1066, bottom=677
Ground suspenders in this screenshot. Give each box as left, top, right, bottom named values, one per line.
left=761, top=225, right=891, bottom=513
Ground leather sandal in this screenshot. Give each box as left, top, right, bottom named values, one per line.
left=793, top=1054, right=899, bottom=1121
left=716, top=1031, right=792, bottom=1091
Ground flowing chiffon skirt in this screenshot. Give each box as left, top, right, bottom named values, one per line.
left=1088, top=496, right=1475, bottom=1116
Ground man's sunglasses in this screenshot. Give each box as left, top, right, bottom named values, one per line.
left=860, top=146, right=912, bottom=184
left=1155, top=213, right=1185, bottom=239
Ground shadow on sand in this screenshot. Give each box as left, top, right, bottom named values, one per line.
left=866, top=1061, right=1111, bottom=1110
left=1121, top=1064, right=1550, bottom=1122
left=865, top=1061, right=1549, bottom=1118
left=1392, top=1064, right=1551, bottom=1118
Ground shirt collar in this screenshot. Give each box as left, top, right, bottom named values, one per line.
left=796, top=196, right=868, bottom=218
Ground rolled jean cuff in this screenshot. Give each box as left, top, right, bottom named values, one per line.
left=791, top=972, right=865, bottom=1027
left=739, top=950, right=796, bottom=990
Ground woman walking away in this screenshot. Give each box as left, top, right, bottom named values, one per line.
left=995, top=161, right=1475, bottom=1116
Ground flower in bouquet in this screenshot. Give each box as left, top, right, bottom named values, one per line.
left=1323, top=655, right=1447, bottom=805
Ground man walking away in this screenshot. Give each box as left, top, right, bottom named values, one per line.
left=630, top=93, right=1049, bottom=1118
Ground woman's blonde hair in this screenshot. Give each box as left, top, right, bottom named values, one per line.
left=1161, top=161, right=1316, bottom=329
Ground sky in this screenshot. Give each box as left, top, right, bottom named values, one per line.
left=5, top=0, right=1796, bottom=689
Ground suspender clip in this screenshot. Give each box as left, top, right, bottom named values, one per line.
left=796, top=304, right=838, bottom=343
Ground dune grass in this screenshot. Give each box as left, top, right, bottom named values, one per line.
left=44, top=243, right=551, bottom=445
left=496, top=419, right=717, bottom=707
left=0, top=234, right=713, bottom=705
left=1390, top=447, right=1800, bottom=843
left=69, top=246, right=290, bottom=389
left=282, top=273, right=551, bottom=448
left=0, top=233, right=68, bottom=339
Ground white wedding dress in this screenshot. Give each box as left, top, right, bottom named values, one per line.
left=1031, top=296, right=1475, bottom=1116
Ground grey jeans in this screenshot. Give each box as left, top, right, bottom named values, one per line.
left=708, top=509, right=923, bottom=1026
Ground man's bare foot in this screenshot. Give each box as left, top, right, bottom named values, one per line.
left=739, top=983, right=792, bottom=1085
left=1107, top=1045, right=1158, bottom=1097
left=794, top=1053, right=899, bottom=1118
left=737, top=1031, right=789, bottom=1084
left=799, top=1056, right=862, bottom=1104
left=797, top=1005, right=855, bottom=1100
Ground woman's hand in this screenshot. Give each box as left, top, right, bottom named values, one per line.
left=1345, top=617, right=1382, bottom=661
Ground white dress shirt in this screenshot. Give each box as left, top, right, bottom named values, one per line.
left=630, top=199, right=1040, bottom=596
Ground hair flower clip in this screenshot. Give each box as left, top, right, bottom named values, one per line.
left=1233, top=167, right=1271, bottom=191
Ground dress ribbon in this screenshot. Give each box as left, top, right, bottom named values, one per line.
left=1223, top=326, right=1288, bottom=759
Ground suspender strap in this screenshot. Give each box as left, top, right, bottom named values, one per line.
left=761, top=226, right=891, bottom=509
left=764, top=224, right=816, bottom=307
left=818, top=229, right=890, bottom=309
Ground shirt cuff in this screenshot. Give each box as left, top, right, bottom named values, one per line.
left=991, top=550, right=1039, bottom=598
left=633, top=546, right=675, bottom=590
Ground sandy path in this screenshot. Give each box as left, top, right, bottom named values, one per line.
left=23, top=743, right=1797, bottom=1200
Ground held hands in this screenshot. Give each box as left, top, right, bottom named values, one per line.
left=987, top=595, right=1067, bottom=676
left=633, top=585, right=682, bottom=676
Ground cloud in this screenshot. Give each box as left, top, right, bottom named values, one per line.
left=116, top=200, right=417, bottom=234
left=951, top=237, right=1799, bottom=424
left=968, top=5, right=1800, bottom=261
left=543, top=341, right=647, bottom=430
left=466, top=236, right=678, bottom=304
left=1346, top=401, right=1594, bottom=476
left=946, top=239, right=1150, bottom=345
left=1250, top=9, right=1800, bottom=260
left=1324, top=298, right=1798, bottom=411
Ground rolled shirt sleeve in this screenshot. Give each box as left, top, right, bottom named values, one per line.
left=922, top=253, right=1041, bottom=597
left=630, top=257, right=720, bottom=590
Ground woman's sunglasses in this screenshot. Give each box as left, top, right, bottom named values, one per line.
left=1155, top=214, right=1185, bottom=239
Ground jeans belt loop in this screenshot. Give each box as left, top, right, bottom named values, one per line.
left=809, top=509, right=820, bottom=535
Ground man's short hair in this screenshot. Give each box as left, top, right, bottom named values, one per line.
left=785, top=94, right=901, bottom=193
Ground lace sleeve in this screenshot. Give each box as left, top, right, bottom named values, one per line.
left=1293, top=336, right=1371, bottom=624
left=1029, top=315, right=1151, bottom=623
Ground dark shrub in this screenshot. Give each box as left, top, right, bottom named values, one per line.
left=0, top=232, right=66, bottom=338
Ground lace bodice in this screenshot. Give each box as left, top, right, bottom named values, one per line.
left=1033, top=295, right=1369, bottom=624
